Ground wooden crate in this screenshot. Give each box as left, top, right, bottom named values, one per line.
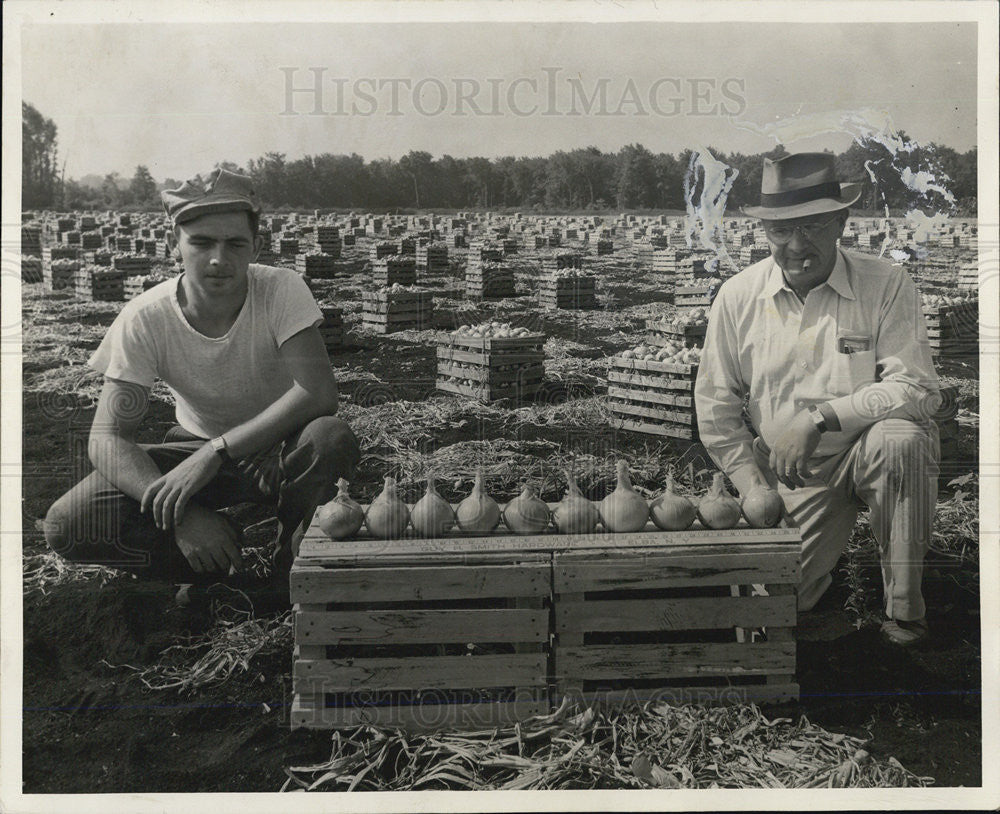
left=437, top=333, right=546, bottom=403
left=607, top=356, right=699, bottom=440
left=112, top=254, right=153, bottom=275
left=290, top=529, right=551, bottom=732
left=73, top=267, right=127, bottom=301
left=295, top=253, right=338, bottom=278
left=124, top=274, right=169, bottom=299
left=466, top=262, right=516, bottom=299
left=552, top=525, right=801, bottom=707
left=319, top=307, right=344, bottom=352
left=44, top=259, right=79, bottom=291
left=645, top=318, right=706, bottom=349
left=674, top=284, right=720, bottom=316
left=21, top=256, right=43, bottom=283
left=924, top=301, right=978, bottom=360
left=373, top=256, right=417, bottom=287
left=361, top=289, right=434, bottom=333
left=538, top=275, right=598, bottom=310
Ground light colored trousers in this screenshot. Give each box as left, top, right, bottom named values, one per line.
left=752, top=418, right=940, bottom=621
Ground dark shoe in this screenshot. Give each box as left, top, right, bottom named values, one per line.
left=880, top=617, right=929, bottom=647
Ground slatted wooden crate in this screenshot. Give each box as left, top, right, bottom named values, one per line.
left=958, top=265, right=977, bottom=291
left=112, top=254, right=153, bottom=275
left=369, top=240, right=399, bottom=263
left=924, top=300, right=977, bottom=359
left=73, top=267, right=127, bottom=301
left=416, top=242, right=449, bottom=273
left=675, top=283, right=720, bottom=317
left=466, top=261, right=516, bottom=299
left=124, top=274, right=169, bottom=299
left=607, top=356, right=699, bottom=439
left=290, top=530, right=551, bottom=732
left=44, top=259, right=79, bottom=291
left=372, top=256, right=417, bottom=287
left=361, top=289, right=434, bottom=333
left=552, top=524, right=800, bottom=707
left=739, top=246, right=770, bottom=267
left=295, top=252, right=338, bottom=278
left=645, top=318, right=707, bottom=349
left=319, top=307, right=344, bottom=353
left=437, top=332, right=546, bottom=403
left=538, top=274, right=597, bottom=310
left=42, top=246, right=79, bottom=267
left=21, top=256, right=43, bottom=283
left=596, top=239, right=613, bottom=255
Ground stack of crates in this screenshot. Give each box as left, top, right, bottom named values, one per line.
left=361, top=287, right=435, bottom=333
left=124, top=274, right=169, bottom=300
left=316, top=226, right=342, bottom=258
left=318, top=307, right=344, bottom=354
left=645, top=316, right=707, bottom=349
left=112, top=255, right=153, bottom=276
left=44, top=258, right=79, bottom=292
left=437, top=330, right=546, bottom=403
left=74, top=266, right=127, bottom=301
left=373, top=256, right=417, bottom=287
left=675, top=283, right=721, bottom=319
left=466, top=253, right=515, bottom=299
left=416, top=242, right=449, bottom=274
left=538, top=271, right=597, bottom=310
left=607, top=352, right=700, bottom=439
left=924, top=298, right=977, bottom=362
left=295, top=252, right=338, bottom=279
left=369, top=240, right=398, bottom=263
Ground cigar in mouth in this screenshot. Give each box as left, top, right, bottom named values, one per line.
left=802, top=259, right=811, bottom=270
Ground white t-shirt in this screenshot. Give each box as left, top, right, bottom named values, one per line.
left=89, top=264, right=324, bottom=439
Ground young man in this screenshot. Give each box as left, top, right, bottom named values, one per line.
left=694, top=152, right=941, bottom=646
left=43, top=169, right=360, bottom=604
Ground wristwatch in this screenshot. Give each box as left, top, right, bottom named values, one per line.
left=807, top=404, right=828, bottom=434
left=210, top=435, right=232, bottom=464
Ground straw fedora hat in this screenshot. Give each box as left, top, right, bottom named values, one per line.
left=743, top=152, right=862, bottom=220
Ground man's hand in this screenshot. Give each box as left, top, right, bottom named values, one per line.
left=768, top=410, right=822, bottom=490
left=141, top=443, right=222, bottom=529
left=174, top=503, right=245, bottom=574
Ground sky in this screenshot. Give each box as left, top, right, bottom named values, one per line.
left=20, top=18, right=978, bottom=181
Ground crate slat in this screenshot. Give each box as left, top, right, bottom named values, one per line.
left=293, top=653, right=546, bottom=692
left=555, top=594, right=796, bottom=633
left=558, top=641, right=795, bottom=680
left=608, top=400, right=695, bottom=424
left=607, top=370, right=694, bottom=391
left=291, top=697, right=548, bottom=731
left=607, top=386, right=692, bottom=408
left=558, top=683, right=799, bottom=708
left=290, top=563, right=549, bottom=603
left=296, top=608, right=548, bottom=645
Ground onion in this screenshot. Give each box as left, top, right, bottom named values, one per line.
left=598, top=461, right=650, bottom=532
left=410, top=475, right=456, bottom=537
left=649, top=472, right=696, bottom=531
left=741, top=484, right=784, bottom=528
left=502, top=484, right=551, bottom=535
left=553, top=469, right=600, bottom=534
left=364, top=476, right=410, bottom=539
left=316, top=478, right=365, bottom=540
left=455, top=469, right=501, bottom=533
left=697, top=473, right=742, bottom=529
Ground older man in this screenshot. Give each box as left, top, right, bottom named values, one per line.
left=695, top=152, right=941, bottom=646
left=44, top=169, right=360, bottom=606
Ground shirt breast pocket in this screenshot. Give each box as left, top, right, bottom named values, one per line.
left=831, top=347, right=877, bottom=396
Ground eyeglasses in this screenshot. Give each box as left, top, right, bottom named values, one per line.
left=763, top=215, right=841, bottom=244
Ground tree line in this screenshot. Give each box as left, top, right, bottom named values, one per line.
left=24, top=101, right=978, bottom=215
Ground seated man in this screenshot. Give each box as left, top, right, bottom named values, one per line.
left=695, top=152, right=941, bottom=646
left=44, top=169, right=360, bottom=605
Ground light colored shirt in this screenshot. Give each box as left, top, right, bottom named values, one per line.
left=89, top=264, right=323, bottom=439
left=695, top=248, right=940, bottom=497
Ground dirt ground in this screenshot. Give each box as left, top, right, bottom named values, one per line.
left=18, top=234, right=983, bottom=792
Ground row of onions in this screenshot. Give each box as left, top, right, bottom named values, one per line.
left=317, top=462, right=784, bottom=541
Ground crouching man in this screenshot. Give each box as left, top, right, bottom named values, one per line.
left=695, top=153, right=941, bottom=646
left=44, top=169, right=360, bottom=605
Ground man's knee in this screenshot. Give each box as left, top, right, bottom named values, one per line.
left=297, top=415, right=362, bottom=474
left=42, top=491, right=80, bottom=559
left=863, top=419, right=939, bottom=467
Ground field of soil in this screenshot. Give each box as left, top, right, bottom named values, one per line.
left=18, top=219, right=982, bottom=792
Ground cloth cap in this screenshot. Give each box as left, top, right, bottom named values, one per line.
left=161, top=169, right=261, bottom=226
left=743, top=152, right=862, bottom=220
